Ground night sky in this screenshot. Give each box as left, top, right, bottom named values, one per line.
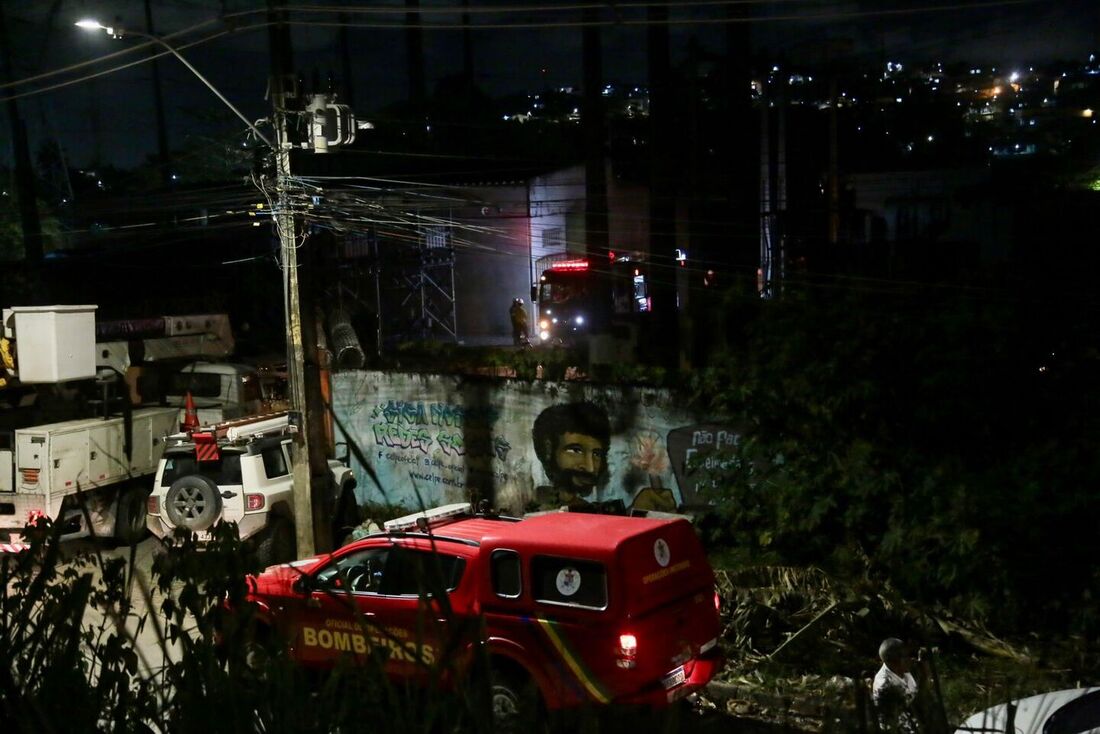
left=1, top=0, right=1097, bottom=170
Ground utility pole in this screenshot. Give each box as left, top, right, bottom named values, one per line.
left=267, top=0, right=318, bottom=558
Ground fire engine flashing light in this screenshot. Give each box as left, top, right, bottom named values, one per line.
left=549, top=258, right=589, bottom=271
left=384, top=502, right=472, bottom=532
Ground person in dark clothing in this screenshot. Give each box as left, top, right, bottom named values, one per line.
left=509, top=297, right=529, bottom=346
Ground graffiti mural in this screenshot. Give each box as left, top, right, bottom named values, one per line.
left=331, top=371, right=738, bottom=514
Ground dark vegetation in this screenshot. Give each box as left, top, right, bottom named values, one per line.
left=692, top=278, right=1100, bottom=635
left=690, top=277, right=1100, bottom=728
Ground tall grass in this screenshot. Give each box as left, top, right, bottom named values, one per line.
left=0, top=518, right=507, bottom=733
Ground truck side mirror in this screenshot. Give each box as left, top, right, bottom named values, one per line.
left=530, top=284, right=537, bottom=301
left=291, top=575, right=313, bottom=595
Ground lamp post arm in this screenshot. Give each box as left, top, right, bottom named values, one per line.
left=130, top=29, right=274, bottom=148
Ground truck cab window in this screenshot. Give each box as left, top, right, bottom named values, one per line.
left=491, top=550, right=522, bottom=598
left=261, top=445, right=289, bottom=479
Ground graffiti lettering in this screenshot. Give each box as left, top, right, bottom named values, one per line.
left=691, top=430, right=739, bottom=449
left=373, top=424, right=433, bottom=453
left=436, top=431, right=465, bottom=456
left=375, top=401, right=427, bottom=425
left=493, top=436, right=512, bottom=461
left=374, top=401, right=501, bottom=428
left=430, top=403, right=463, bottom=427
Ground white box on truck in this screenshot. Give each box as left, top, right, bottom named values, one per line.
left=2, top=305, right=97, bottom=383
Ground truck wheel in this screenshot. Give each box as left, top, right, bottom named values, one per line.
left=490, top=671, right=543, bottom=734
left=164, top=475, right=222, bottom=531
left=255, top=516, right=295, bottom=568
left=114, top=486, right=150, bottom=545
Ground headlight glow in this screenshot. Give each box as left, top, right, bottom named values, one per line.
left=540, top=330, right=550, bottom=340
left=575, top=315, right=585, bottom=325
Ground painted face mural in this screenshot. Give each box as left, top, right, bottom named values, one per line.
left=533, top=401, right=611, bottom=507
left=554, top=432, right=607, bottom=490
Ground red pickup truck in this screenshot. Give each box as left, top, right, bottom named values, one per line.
left=236, top=503, right=722, bottom=725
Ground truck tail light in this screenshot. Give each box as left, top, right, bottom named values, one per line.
left=616, top=633, right=638, bottom=669
left=714, top=590, right=721, bottom=613
left=246, top=494, right=265, bottom=511
left=147, top=495, right=160, bottom=515
left=20, top=469, right=39, bottom=486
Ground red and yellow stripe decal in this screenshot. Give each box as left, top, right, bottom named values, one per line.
left=535, top=616, right=612, bottom=704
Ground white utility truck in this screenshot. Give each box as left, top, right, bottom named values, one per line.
left=0, top=306, right=254, bottom=546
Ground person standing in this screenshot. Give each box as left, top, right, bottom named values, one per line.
left=509, top=297, right=529, bottom=346
left=873, top=637, right=919, bottom=732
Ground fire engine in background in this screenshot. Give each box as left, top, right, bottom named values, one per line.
left=534, top=255, right=652, bottom=344
left=0, top=306, right=260, bottom=548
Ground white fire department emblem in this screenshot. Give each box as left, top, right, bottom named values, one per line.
left=654, top=538, right=671, bottom=567
left=556, top=567, right=581, bottom=596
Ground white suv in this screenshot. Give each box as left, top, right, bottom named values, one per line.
left=145, top=414, right=358, bottom=566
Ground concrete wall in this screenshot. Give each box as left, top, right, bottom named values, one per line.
left=332, top=371, right=738, bottom=514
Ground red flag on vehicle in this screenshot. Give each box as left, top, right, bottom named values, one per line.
left=182, top=391, right=200, bottom=432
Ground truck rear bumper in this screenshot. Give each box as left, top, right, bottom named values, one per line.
left=147, top=512, right=267, bottom=542
left=613, top=652, right=723, bottom=707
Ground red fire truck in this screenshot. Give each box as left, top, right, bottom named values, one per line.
left=534, top=256, right=652, bottom=343
left=231, top=503, right=722, bottom=725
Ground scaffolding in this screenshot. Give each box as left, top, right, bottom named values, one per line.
left=375, top=224, right=457, bottom=344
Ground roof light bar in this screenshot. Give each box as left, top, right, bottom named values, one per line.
left=549, top=258, right=589, bottom=271
left=384, top=502, right=472, bottom=532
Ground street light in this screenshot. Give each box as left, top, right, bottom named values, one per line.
left=74, top=18, right=272, bottom=148
left=75, top=17, right=318, bottom=557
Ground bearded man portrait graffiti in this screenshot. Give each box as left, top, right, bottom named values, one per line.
left=531, top=401, right=618, bottom=511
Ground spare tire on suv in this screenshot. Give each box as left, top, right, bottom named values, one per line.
left=164, top=475, right=222, bottom=531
